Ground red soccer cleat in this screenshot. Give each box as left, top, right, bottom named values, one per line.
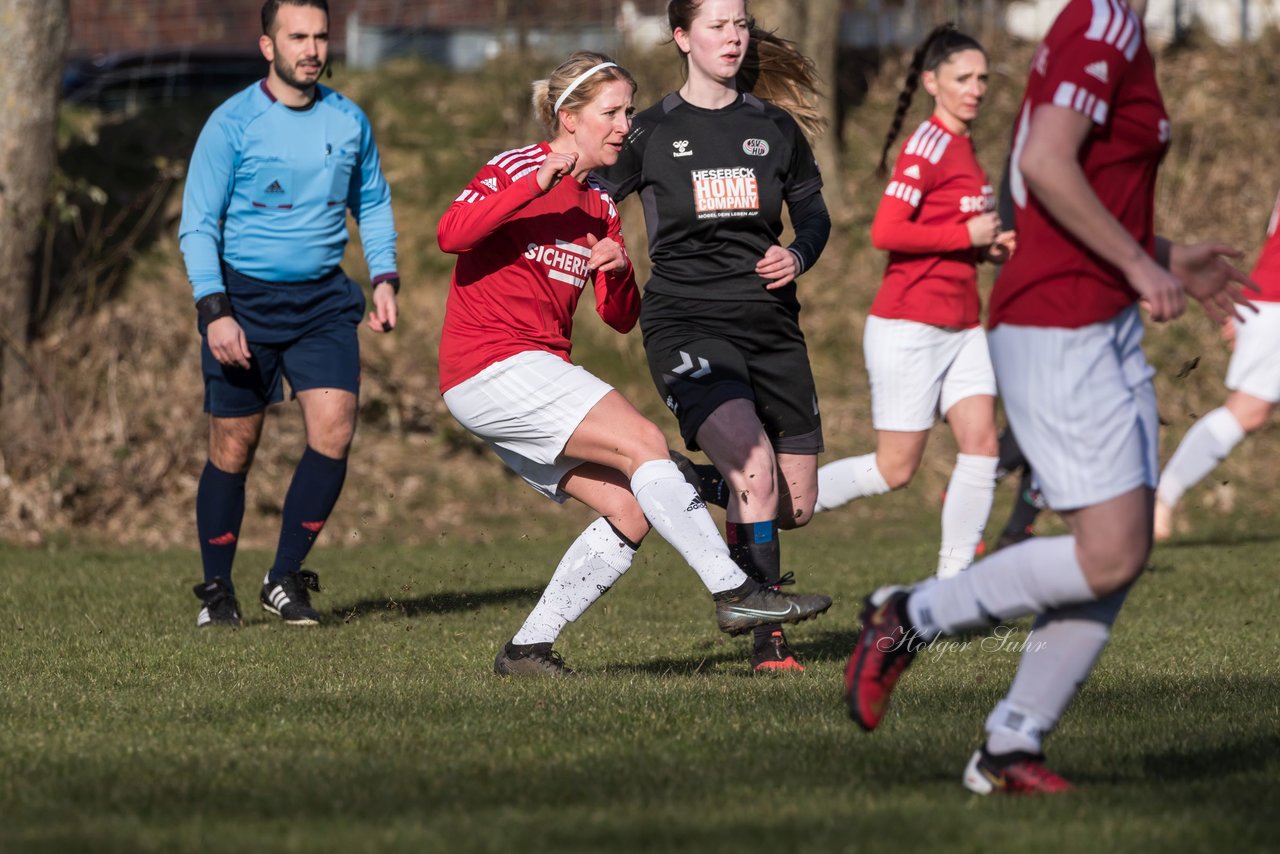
left=963, top=747, right=1074, bottom=795
left=843, top=587, right=921, bottom=731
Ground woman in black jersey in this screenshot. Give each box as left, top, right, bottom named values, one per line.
left=596, top=0, right=832, bottom=673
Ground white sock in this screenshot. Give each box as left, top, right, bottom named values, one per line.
left=907, top=535, right=1095, bottom=640
left=512, top=518, right=636, bottom=646
left=630, top=459, right=748, bottom=595
left=1156, top=407, right=1245, bottom=508
left=984, top=587, right=1129, bottom=755
left=937, top=453, right=999, bottom=578
left=814, top=453, right=891, bottom=513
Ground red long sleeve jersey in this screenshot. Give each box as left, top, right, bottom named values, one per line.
left=990, top=0, right=1170, bottom=329
left=869, top=116, right=992, bottom=328
left=436, top=142, right=640, bottom=394
left=1250, top=188, right=1280, bottom=302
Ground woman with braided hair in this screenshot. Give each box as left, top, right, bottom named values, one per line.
left=814, top=25, right=1014, bottom=580
left=595, top=0, right=833, bottom=673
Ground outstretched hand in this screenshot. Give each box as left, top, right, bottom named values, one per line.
left=1171, top=242, right=1260, bottom=326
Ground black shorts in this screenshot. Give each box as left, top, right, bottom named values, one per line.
left=639, top=291, right=823, bottom=455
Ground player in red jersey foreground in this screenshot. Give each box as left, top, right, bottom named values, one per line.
left=844, top=0, right=1256, bottom=794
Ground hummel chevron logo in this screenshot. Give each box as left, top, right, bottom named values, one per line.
left=903, top=164, right=921, bottom=180
left=265, top=180, right=285, bottom=194
left=725, top=602, right=802, bottom=619
left=672, top=350, right=711, bottom=378
left=1084, top=60, right=1108, bottom=83
left=481, top=177, right=498, bottom=191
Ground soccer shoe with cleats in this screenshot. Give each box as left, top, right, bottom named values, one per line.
left=193, top=578, right=242, bottom=627
left=962, top=746, right=1074, bottom=795
left=844, top=586, right=921, bottom=731
left=493, top=642, right=576, bottom=677
left=714, top=582, right=831, bottom=636
left=751, top=629, right=805, bottom=673
left=260, top=569, right=323, bottom=625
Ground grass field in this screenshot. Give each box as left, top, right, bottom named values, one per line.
left=2, top=494, right=1277, bottom=853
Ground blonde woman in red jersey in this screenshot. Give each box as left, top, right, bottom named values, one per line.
left=1155, top=188, right=1280, bottom=539
left=843, top=0, right=1255, bottom=792
left=815, top=25, right=1014, bottom=580
left=436, top=52, right=830, bottom=676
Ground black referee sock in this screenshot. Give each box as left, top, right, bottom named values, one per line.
left=1002, top=469, right=1042, bottom=539
left=196, top=460, right=247, bottom=589
left=726, top=521, right=784, bottom=643
left=269, top=446, right=348, bottom=582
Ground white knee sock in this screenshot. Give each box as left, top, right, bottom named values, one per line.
left=631, top=459, right=748, bottom=595
left=814, top=453, right=891, bottom=513
left=1156, top=407, right=1245, bottom=508
left=512, top=518, right=636, bottom=646
left=937, top=453, right=999, bottom=578
left=984, top=587, right=1129, bottom=755
left=906, top=535, right=1095, bottom=640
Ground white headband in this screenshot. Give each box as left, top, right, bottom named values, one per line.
left=553, top=62, right=618, bottom=115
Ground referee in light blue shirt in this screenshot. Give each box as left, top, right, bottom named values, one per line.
left=179, top=0, right=399, bottom=628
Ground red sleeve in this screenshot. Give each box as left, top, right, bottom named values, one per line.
left=593, top=193, right=639, bottom=333
left=1039, top=5, right=1137, bottom=129
left=870, top=152, right=970, bottom=254
left=436, top=165, right=542, bottom=254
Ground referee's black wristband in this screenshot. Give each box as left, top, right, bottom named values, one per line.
left=196, top=292, right=234, bottom=325
left=374, top=276, right=401, bottom=294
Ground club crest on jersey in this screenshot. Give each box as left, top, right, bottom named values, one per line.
left=742, top=138, right=769, bottom=156
left=691, top=167, right=759, bottom=219
left=524, top=239, right=591, bottom=290
left=672, top=139, right=693, bottom=158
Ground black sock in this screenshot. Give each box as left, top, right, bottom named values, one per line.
left=1002, top=469, right=1042, bottom=538
left=727, top=521, right=784, bottom=643
left=196, top=461, right=247, bottom=590
left=269, top=446, right=348, bottom=582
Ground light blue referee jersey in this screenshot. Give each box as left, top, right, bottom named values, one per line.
left=179, top=81, right=398, bottom=300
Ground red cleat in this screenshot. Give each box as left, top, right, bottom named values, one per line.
left=843, top=587, right=921, bottom=731
left=751, top=630, right=805, bottom=673
left=963, top=747, right=1074, bottom=795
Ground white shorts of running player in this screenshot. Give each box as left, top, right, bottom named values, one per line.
left=863, top=316, right=996, bottom=432
left=442, top=350, right=614, bottom=503
left=1225, top=300, right=1280, bottom=403
left=988, top=304, right=1158, bottom=512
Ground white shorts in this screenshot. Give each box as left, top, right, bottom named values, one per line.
left=863, top=316, right=996, bottom=432
left=1225, top=301, right=1280, bottom=402
left=988, top=305, right=1158, bottom=512
left=442, top=350, right=614, bottom=502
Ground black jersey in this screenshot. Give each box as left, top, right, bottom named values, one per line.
left=595, top=91, right=823, bottom=303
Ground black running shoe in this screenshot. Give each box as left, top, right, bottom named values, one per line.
left=751, top=629, right=805, bottom=673
left=493, top=642, right=576, bottom=677
left=260, top=570, right=323, bottom=626
left=193, top=578, right=242, bottom=627
left=714, top=581, right=831, bottom=636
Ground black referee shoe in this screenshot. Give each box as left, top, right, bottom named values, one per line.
left=194, top=578, right=242, bottom=627
left=260, top=570, right=323, bottom=626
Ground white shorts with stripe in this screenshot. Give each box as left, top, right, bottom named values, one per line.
left=442, top=350, right=614, bottom=502
left=863, top=316, right=996, bottom=432
left=988, top=305, right=1158, bottom=512
left=1225, top=301, right=1280, bottom=403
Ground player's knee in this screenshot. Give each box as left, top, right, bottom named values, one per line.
left=309, top=419, right=356, bottom=459
left=1077, top=537, right=1149, bottom=595
left=779, top=505, right=814, bottom=529
left=879, top=457, right=918, bottom=490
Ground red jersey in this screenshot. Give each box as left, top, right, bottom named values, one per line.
left=1251, top=189, right=1280, bottom=302
left=990, top=0, right=1171, bottom=329
left=436, top=142, right=640, bottom=393
left=869, top=116, right=992, bottom=328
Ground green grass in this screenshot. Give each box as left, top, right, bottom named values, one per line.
left=2, top=500, right=1278, bottom=853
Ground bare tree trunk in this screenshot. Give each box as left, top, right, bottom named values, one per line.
left=0, top=1, right=69, bottom=453
left=751, top=0, right=846, bottom=212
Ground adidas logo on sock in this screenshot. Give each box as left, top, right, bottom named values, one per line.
left=686, top=496, right=706, bottom=512
left=265, top=180, right=285, bottom=194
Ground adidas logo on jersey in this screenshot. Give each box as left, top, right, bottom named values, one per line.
left=1084, top=60, right=1109, bottom=83
left=903, top=164, right=922, bottom=180
left=481, top=177, right=498, bottom=191
left=265, top=180, right=285, bottom=194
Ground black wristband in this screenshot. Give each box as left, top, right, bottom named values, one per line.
left=196, top=292, right=234, bottom=325
left=376, top=277, right=401, bottom=294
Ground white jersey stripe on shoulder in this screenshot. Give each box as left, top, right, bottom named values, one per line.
left=1104, top=0, right=1127, bottom=44
left=490, top=143, right=542, bottom=168
left=904, top=121, right=932, bottom=156
left=929, top=133, right=951, bottom=164
left=916, top=125, right=939, bottom=160
left=1053, top=81, right=1078, bottom=108
left=511, top=165, right=539, bottom=182
left=1115, top=13, right=1135, bottom=53
left=1121, top=15, right=1141, bottom=59
left=1086, top=0, right=1112, bottom=40
left=501, top=155, right=544, bottom=177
